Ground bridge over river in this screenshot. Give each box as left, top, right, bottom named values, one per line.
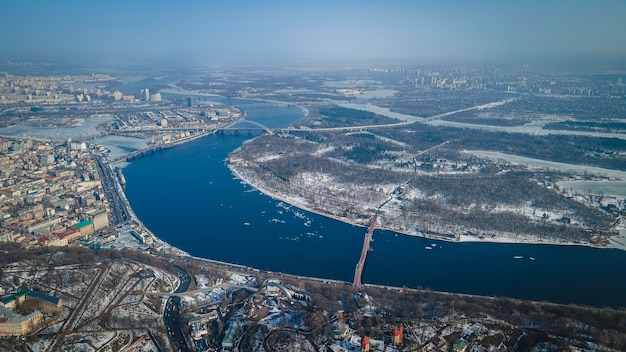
left=353, top=214, right=377, bottom=290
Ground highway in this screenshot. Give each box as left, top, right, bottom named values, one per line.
left=164, top=267, right=192, bottom=352
left=93, top=154, right=129, bottom=225
left=106, top=111, right=467, bottom=169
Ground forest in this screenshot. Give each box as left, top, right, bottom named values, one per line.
left=229, top=104, right=621, bottom=245
left=543, top=120, right=626, bottom=134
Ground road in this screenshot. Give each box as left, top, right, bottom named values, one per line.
left=47, top=263, right=111, bottom=351
left=93, top=154, right=129, bottom=225
left=276, top=99, right=518, bottom=134
left=163, top=267, right=192, bottom=352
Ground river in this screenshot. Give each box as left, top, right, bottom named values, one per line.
left=121, top=98, right=626, bottom=308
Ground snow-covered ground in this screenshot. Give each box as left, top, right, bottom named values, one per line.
left=1, top=257, right=174, bottom=351
left=229, top=149, right=621, bottom=249
left=181, top=287, right=225, bottom=308
left=97, top=135, right=152, bottom=162
left=0, top=115, right=110, bottom=140
left=195, top=274, right=210, bottom=288
left=229, top=272, right=257, bottom=286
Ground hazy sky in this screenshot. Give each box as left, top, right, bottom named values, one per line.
left=2, top=0, right=625, bottom=66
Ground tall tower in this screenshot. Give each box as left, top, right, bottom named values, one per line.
left=392, top=324, right=403, bottom=345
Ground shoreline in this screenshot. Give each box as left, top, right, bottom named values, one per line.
left=104, top=96, right=621, bottom=255
left=102, top=155, right=191, bottom=258
left=227, top=159, right=619, bottom=250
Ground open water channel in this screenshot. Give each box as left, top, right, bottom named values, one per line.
left=2, top=92, right=624, bottom=308
left=119, top=97, right=626, bottom=308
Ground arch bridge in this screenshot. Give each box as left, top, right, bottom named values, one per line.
left=219, top=120, right=274, bottom=134
left=255, top=280, right=294, bottom=304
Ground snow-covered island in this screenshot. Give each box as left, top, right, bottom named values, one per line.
left=227, top=105, right=625, bottom=249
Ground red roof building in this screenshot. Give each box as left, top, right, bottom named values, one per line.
left=392, top=324, right=404, bottom=345
left=37, top=236, right=49, bottom=244
left=53, top=228, right=81, bottom=242
left=361, top=336, right=370, bottom=352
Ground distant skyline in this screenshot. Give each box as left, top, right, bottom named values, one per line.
left=1, top=0, right=625, bottom=67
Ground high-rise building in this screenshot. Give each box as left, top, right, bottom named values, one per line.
left=150, top=92, right=161, bottom=102
left=141, top=88, right=150, bottom=102
left=186, top=96, right=194, bottom=107
left=82, top=208, right=109, bottom=231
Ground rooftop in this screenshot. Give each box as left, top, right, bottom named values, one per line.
left=74, top=220, right=92, bottom=229
left=27, top=291, right=60, bottom=305
left=1, top=288, right=32, bottom=305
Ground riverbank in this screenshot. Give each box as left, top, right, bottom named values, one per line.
left=98, top=152, right=191, bottom=257
left=120, top=118, right=626, bottom=308
left=227, top=156, right=618, bottom=250
left=97, top=98, right=308, bottom=256
left=110, top=129, right=215, bottom=167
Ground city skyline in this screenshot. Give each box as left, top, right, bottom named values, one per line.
left=1, top=7, right=626, bottom=347
left=1, top=0, right=626, bottom=67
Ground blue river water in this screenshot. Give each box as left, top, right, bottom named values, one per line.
left=123, top=98, right=626, bottom=308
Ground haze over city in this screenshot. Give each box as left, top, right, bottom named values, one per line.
left=2, top=1, right=626, bottom=351
left=2, top=0, right=626, bottom=66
